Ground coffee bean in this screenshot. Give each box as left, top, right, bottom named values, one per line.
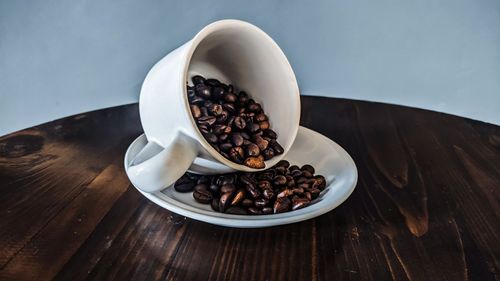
left=245, top=143, right=260, bottom=157
left=258, top=180, right=272, bottom=190
left=248, top=207, right=262, bottom=215
left=224, top=92, right=238, bottom=103
left=304, top=192, right=312, bottom=201
left=219, top=192, right=233, bottom=212
left=244, top=156, right=265, bottom=169
left=194, top=184, right=208, bottom=192
left=193, top=189, right=213, bottom=204
left=219, top=142, right=232, bottom=152
left=190, top=105, right=201, bottom=118
left=209, top=184, right=220, bottom=195
left=205, top=78, right=220, bottom=87
left=302, top=170, right=313, bottom=178
left=221, top=183, right=236, bottom=194
left=275, top=166, right=287, bottom=175
left=289, top=164, right=299, bottom=171
left=310, top=188, right=321, bottom=199
left=233, top=116, right=246, bottom=130
left=292, top=198, right=309, bottom=210
left=238, top=91, right=249, bottom=106
left=273, top=175, right=287, bottom=186
left=263, top=189, right=275, bottom=200
left=174, top=176, right=196, bottom=192
left=264, top=129, right=277, bottom=139
left=192, top=75, right=205, bottom=85
left=231, top=133, right=244, bottom=147
left=254, top=198, right=269, bottom=208
left=248, top=123, right=261, bottom=134
left=197, top=116, right=216, bottom=126
left=277, top=188, right=293, bottom=198
left=211, top=198, right=220, bottom=211
left=197, top=175, right=211, bottom=185
left=247, top=102, right=262, bottom=112
left=255, top=113, right=268, bottom=122
left=276, top=160, right=290, bottom=168
left=229, top=146, right=245, bottom=163
left=231, top=189, right=245, bottom=206
left=245, top=183, right=261, bottom=199
left=274, top=197, right=291, bottom=213
left=241, top=198, right=254, bottom=207
left=195, top=84, right=211, bottom=99
left=213, top=125, right=231, bottom=135
left=313, top=175, right=326, bottom=190
left=203, top=133, right=218, bottom=143
left=262, top=207, right=273, bottom=214
left=226, top=206, right=248, bottom=215
left=290, top=169, right=302, bottom=178
left=211, top=87, right=225, bottom=99
left=222, top=103, right=236, bottom=114
left=240, top=132, right=250, bottom=140
left=259, top=121, right=270, bottom=130
left=209, top=104, right=223, bottom=116
left=262, top=148, right=274, bottom=160
left=191, top=96, right=205, bottom=105
left=270, top=140, right=284, bottom=155
left=292, top=186, right=304, bottom=194
left=252, top=135, right=269, bottom=151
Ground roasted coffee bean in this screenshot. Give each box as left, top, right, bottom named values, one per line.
left=191, top=96, right=205, bottom=105
left=275, top=166, right=287, bottom=175
left=203, top=100, right=214, bottom=109
left=190, top=105, right=201, bottom=118
left=270, top=140, right=284, bottom=155
left=229, top=147, right=245, bottom=163
left=221, top=183, right=236, bottom=194
left=301, top=164, right=315, bottom=174
left=222, top=103, right=236, bottom=114
left=298, top=182, right=310, bottom=190
left=289, top=164, right=300, bottom=171
left=193, top=189, right=213, bottom=204
left=192, top=75, right=205, bottom=85
left=218, top=133, right=229, bottom=143
left=200, top=106, right=209, bottom=116
left=195, top=84, right=211, bottom=99
left=245, top=183, right=261, bottom=199
left=276, top=160, right=290, bottom=168
left=209, top=184, right=220, bottom=195
left=231, top=189, right=245, bottom=206
left=248, top=207, right=262, bottom=215
left=254, top=198, right=269, bottom=208
left=259, top=121, right=270, bottom=130
left=174, top=176, right=196, bottom=192
left=255, top=113, right=268, bottom=122
left=262, top=207, right=273, bottom=214
left=263, top=189, right=275, bottom=200
left=219, top=192, right=234, bottom=212
left=247, top=102, right=262, bottom=112
left=211, top=198, right=220, bottom=211
left=248, top=123, right=261, bottom=134
left=204, top=133, right=218, bottom=144
left=211, top=87, right=225, bottom=99
left=233, top=116, right=246, bottom=130
left=310, top=188, right=321, bottom=199
left=292, top=187, right=304, bottom=194
left=245, top=143, right=260, bottom=157
left=240, top=132, right=250, bottom=140
left=273, top=175, right=287, bottom=186
left=258, top=180, right=272, bottom=190
left=244, top=156, right=265, bottom=169
left=226, top=206, right=248, bottom=215
left=292, top=198, right=309, bottom=210
left=313, top=175, right=326, bottom=190
left=197, top=116, right=216, bottom=126
left=205, top=78, right=220, bottom=87
left=216, top=110, right=229, bottom=123
left=194, top=184, right=208, bottom=192
left=231, top=133, right=244, bottom=147
left=277, top=188, right=294, bottom=198
left=219, top=142, right=233, bottom=152
left=263, top=129, right=277, bottom=139
left=274, top=197, right=291, bottom=213
left=209, top=104, right=223, bottom=116
left=252, top=135, right=269, bottom=151
left=197, top=175, right=211, bottom=185
left=302, top=170, right=313, bottom=178
left=240, top=174, right=256, bottom=186
left=213, top=125, right=231, bottom=135
left=241, top=198, right=254, bottom=207
left=290, top=169, right=303, bottom=178
left=262, top=148, right=274, bottom=160
left=224, top=92, right=238, bottom=103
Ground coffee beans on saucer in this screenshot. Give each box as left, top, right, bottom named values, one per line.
left=187, top=75, right=284, bottom=169
left=174, top=160, right=326, bottom=215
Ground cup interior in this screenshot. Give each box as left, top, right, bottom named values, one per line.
left=185, top=20, right=300, bottom=171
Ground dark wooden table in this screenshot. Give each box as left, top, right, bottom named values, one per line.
left=0, top=96, right=499, bottom=281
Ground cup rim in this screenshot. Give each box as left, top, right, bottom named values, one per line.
left=180, top=19, right=301, bottom=172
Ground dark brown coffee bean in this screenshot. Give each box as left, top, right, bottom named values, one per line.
left=255, top=113, right=268, bottom=122
left=190, top=104, right=201, bottom=118
left=248, top=123, right=261, bottom=134
left=223, top=92, right=238, bottom=103
left=203, top=133, right=218, bottom=143
left=304, top=192, right=312, bottom=201
left=229, top=147, right=245, bottom=163
left=292, top=187, right=304, bottom=194
left=209, top=184, right=220, bottom=195
left=287, top=176, right=296, bottom=187
left=262, top=207, right=273, bottom=214
left=197, top=116, right=216, bottom=126
left=241, top=198, right=254, bottom=207
left=290, top=169, right=302, bottom=178
left=219, top=192, right=233, bottom=212
left=258, top=180, right=272, bottom=190
left=215, top=110, right=229, bottom=123
left=301, top=164, right=315, bottom=174
left=274, top=197, right=291, bottom=213
left=231, top=189, right=245, bottom=206
left=275, top=166, right=287, bottom=175
left=219, top=142, right=232, bottom=152
left=174, top=178, right=196, bottom=192
left=262, top=148, right=274, bottom=160
left=195, top=84, right=211, bottom=99
left=289, top=164, right=300, bottom=171
left=245, top=183, right=261, bottom=199
left=259, top=121, right=270, bottom=130
left=270, top=140, right=284, bottom=155
left=226, top=206, right=248, bottom=215
left=313, top=175, right=326, bottom=190
left=209, top=104, right=223, bottom=116
left=213, top=125, right=231, bottom=135
left=276, top=160, right=290, bottom=168
left=248, top=207, right=262, bottom=215
left=263, top=129, right=277, bottom=139
left=193, top=189, right=213, bottom=204
left=205, top=78, right=220, bottom=87
left=211, top=87, right=225, bottom=99
left=221, top=183, right=236, bottom=194
left=247, top=102, right=262, bottom=112
left=298, top=182, right=310, bottom=190
left=200, top=106, right=209, bottom=116
left=277, top=188, right=293, bottom=198
left=254, top=198, right=269, bottom=208
left=194, top=184, right=208, bottom=192
left=233, top=116, right=246, bottom=130
left=263, top=189, right=275, bottom=200
left=210, top=198, right=220, bottom=211
left=218, top=133, right=229, bottom=143
left=238, top=91, right=249, bottom=106
left=222, top=103, right=236, bottom=114
left=231, top=133, right=244, bottom=146
left=310, top=188, right=321, bottom=199
left=292, top=198, right=310, bottom=211
left=302, top=170, right=313, bottom=178
left=192, top=75, right=205, bottom=85
left=273, top=175, right=287, bottom=186
left=203, top=100, right=214, bottom=108
left=244, top=156, right=265, bottom=169
left=252, top=135, right=269, bottom=150
left=245, top=142, right=260, bottom=157
left=197, top=175, right=210, bottom=185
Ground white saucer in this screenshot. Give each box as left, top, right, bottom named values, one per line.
left=124, top=126, right=358, bottom=228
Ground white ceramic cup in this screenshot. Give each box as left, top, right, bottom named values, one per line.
left=128, top=19, right=300, bottom=193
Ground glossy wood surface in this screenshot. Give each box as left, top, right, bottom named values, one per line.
left=0, top=96, right=499, bottom=280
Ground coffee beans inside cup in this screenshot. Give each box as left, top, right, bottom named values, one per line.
left=187, top=75, right=284, bottom=169
left=174, top=160, right=326, bottom=215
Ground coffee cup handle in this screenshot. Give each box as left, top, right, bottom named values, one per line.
left=127, top=133, right=198, bottom=193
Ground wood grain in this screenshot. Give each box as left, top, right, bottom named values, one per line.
left=0, top=97, right=498, bottom=281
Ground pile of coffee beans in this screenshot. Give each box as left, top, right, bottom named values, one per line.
left=174, top=160, right=326, bottom=215
left=187, top=75, right=284, bottom=169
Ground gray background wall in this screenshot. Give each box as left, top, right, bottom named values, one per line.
left=1, top=0, right=499, bottom=135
